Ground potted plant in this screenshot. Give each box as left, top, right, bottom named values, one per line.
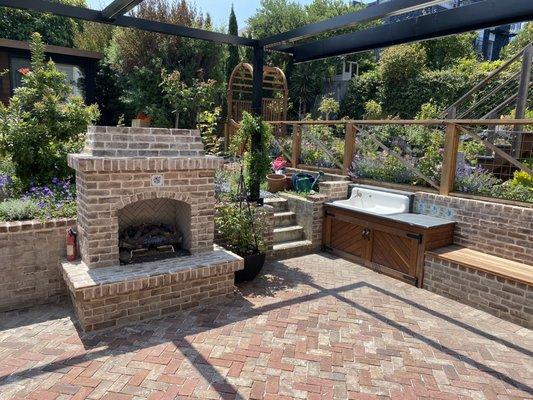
left=267, top=156, right=287, bottom=193
left=215, top=201, right=267, bottom=282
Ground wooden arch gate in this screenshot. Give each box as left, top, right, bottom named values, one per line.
left=225, top=62, right=288, bottom=149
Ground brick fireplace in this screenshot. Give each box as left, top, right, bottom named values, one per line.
left=61, top=127, right=243, bottom=331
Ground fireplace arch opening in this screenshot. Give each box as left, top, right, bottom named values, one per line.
left=117, top=197, right=191, bottom=265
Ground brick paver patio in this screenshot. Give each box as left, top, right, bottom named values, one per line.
left=0, top=253, right=532, bottom=400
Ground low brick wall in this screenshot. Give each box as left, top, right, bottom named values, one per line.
left=414, top=193, right=532, bottom=265
left=62, top=249, right=243, bottom=331
left=0, top=218, right=76, bottom=311
left=424, top=254, right=532, bottom=328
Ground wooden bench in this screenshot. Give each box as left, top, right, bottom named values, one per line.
left=427, top=245, right=533, bottom=286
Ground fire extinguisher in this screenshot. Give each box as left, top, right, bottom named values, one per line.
left=66, top=228, right=78, bottom=262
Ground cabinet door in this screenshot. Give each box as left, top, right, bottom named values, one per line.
left=328, top=217, right=370, bottom=259
left=371, top=229, right=419, bottom=277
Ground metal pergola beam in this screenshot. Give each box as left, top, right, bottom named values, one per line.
left=102, top=0, right=145, bottom=20
left=0, top=0, right=256, bottom=47
left=288, top=0, right=533, bottom=63
left=259, top=0, right=444, bottom=49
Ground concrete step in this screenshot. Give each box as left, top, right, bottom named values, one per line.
left=271, top=239, right=314, bottom=260
left=264, top=197, right=288, bottom=212
left=273, top=225, right=304, bottom=243
left=273, top=211, right=297, bottom=228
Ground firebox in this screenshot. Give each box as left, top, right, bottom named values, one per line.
left=117, top=198, right=191, bottom=264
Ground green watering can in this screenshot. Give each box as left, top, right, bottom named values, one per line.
left=292, top=171, right=324, bottom=192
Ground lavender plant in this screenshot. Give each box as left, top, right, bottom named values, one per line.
left=23, top=178, right=77, bottom=219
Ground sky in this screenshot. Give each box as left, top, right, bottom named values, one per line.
left=87, top=0, right=316, bottom=29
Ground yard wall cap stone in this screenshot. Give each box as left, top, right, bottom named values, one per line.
left=0, top=217, right=76, bottom=233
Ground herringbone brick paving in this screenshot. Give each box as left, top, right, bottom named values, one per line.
left=0, top=253, right=531, bottom=399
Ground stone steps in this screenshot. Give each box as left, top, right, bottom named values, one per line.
left=272, top=240, right=314, bottom=259
left=273, top=225, right=304, bottom=243
left=264, top=197, right=289, bottom=213
left=266, top=196, right=317, bottom=260
left=273, top=211, right=297, bottom=228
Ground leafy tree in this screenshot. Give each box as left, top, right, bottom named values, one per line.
left=0, top=0, right=86, bottom=47
left=318, top=96, right=339, bottom=120
left=94, top=60, right=125, bottom=126
left=110, top=0, right=225, bottom=127
left=420, top=33, right=477, bottom=70
left=247, top=0, right=371, bottom=119
left=160, top=69, right=222, bottom=128
left=380, top=44, right=427, bottom=118
left=0, top=33, right=99, bottom=185
left=74, top=22, right=115, bottom=52
left=226, top=5, right=240, bottom=82
left=501, top=22, right=533, bottom=59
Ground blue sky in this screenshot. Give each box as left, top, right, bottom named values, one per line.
left=87, top=1, right=317, bottom=29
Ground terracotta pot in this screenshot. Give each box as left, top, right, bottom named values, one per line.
left=267, top=174, right=286, bottom=193
left=235, top=252, right=266, bottom=283
left=285, top=173, right=293, bottom=190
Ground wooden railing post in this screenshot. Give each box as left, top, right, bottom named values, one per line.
left=343, top=123, right=356, bottom=174
left=292, top=124, right=302, bottom=168
left=440, top=123, right=460, bottom=196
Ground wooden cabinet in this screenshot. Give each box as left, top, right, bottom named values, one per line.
left=323, top=205, right=454, bottom=286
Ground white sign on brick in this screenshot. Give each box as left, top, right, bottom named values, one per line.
left=150, top=174, right=164, bottom=187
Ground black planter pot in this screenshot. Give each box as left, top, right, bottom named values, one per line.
left=235, top=252, right=266, bottom=283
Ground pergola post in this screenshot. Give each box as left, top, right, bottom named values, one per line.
left=513, top=43, right=532, bottom=158
left=250, top=45, right=264, bottom=202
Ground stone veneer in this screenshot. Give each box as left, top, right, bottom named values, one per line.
left=62, top=248, right=242, bottom=331
left=0, top=218, right=75, bottom=311
left=424, top=254, right=532, bottom=328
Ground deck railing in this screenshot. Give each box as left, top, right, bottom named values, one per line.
left=267, top=119, right=533, bottom=204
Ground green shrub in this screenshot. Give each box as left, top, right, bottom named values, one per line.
left=215, top=202, right=267, bottom=256
left=0, top=33, right=99, bottom=185
left=230, top=112, right=273, bottom=197
left=0, top=199, right=38, bottom=222
left=340, top=70, right=382, bottom=119
left=197, top=107, right=222, bottom=155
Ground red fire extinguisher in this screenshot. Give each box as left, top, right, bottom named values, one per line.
left=66, top=228, right=78, bottom=262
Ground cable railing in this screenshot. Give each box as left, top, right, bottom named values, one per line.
left=266, top=119, right=533, bottom=204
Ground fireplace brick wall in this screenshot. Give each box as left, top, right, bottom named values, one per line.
left=69, top=127, right=223, bottom=268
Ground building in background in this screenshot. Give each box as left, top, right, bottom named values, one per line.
left=357, top=0, right=524, bottom=60
left=0, top=38, right=102, bottom=105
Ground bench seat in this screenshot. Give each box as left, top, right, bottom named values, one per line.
left=427, top=245, right=533, bottom=286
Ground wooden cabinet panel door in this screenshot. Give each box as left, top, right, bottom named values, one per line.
left=371, top=230, right=419, bottom=277
left=329, top=217, right=370, bottom=259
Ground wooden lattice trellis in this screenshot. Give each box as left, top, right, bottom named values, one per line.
left=225, top=62, right=288, bottom=149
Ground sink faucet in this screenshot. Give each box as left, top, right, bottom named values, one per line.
left=354, top=189, right=363, bottom=198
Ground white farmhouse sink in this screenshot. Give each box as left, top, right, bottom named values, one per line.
left=331, top=186, right=410, bottom=215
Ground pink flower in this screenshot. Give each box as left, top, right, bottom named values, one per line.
left=272, top=156, right=287, bottom=171
left=18, top=67, right=30, bottom=76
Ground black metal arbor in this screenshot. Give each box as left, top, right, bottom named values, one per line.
left=1, top=0, right=533, bottom=199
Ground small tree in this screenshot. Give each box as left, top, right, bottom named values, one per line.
left=226, top=5, right=241, bottom=82
left=318, top=96, right=340, bottom=120
left=0, top=33, right=99, bottom=185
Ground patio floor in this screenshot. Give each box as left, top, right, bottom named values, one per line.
left=0, top=253, right=532, bottom=400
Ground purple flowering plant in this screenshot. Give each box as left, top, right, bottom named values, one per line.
left=23, top=177, right=77, bottom=219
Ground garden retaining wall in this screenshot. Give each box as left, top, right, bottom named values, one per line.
left=0, top=218, right=76, bottom=311
left=414, top=193, right=532, bottom=265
